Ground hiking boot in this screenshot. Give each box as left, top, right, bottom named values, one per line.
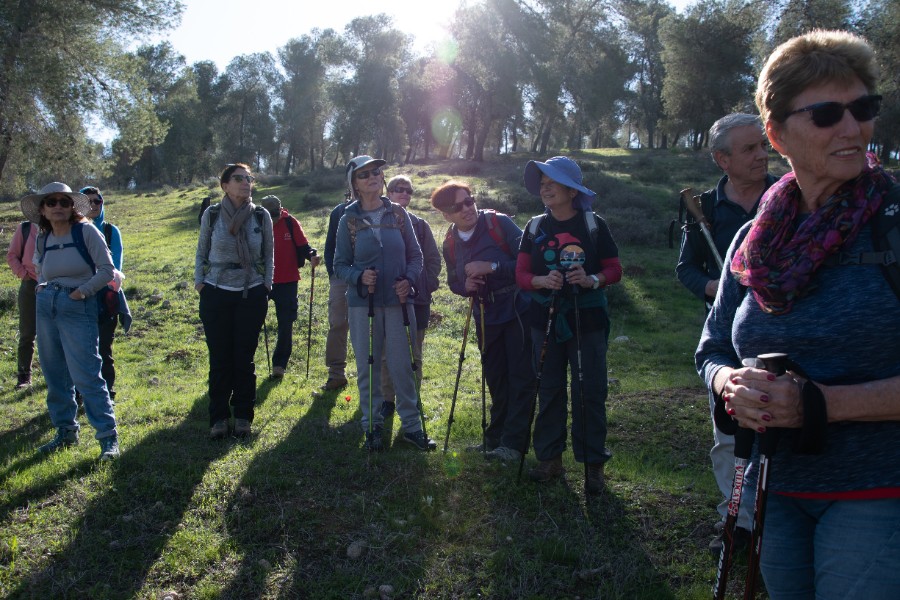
left=15, top=374, right=31, bottom=390
left=321, top=377, right=348, bottom=391
left=709, top=526, right=751, bottom=556
left=586, top=463, right=606, bottom=495
left=234, top=418, right=251, bottom=438
left=271, top=366, right=285, bottom=379
left=486, top=446, right=522, bottom=462
left=364, top=426, right=384, bottom=452
left=38, top=428, right=79, bottom=454
left=465, top=441, right=498, bottom=453
left=401, top=430, right=437, bottom=451
left=99, top=435, right=120, bottom=461
left=380, top=400, right=395, bottom=417
left=210, top=419, right=229, bottom=439
left=528, top=455, right=565, bottom=483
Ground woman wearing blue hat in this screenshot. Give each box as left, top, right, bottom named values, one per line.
left=515, top=156, right=622, bottom=494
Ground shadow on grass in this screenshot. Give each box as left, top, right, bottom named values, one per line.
left=6, top=394, right=234, bottom=599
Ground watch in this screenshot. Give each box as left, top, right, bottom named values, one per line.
left=590, top=274, right=601, bottom=289
left=490, top=261, right=498, bottom=273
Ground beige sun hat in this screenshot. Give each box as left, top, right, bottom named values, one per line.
left=20, top=182, right=90, bottom=224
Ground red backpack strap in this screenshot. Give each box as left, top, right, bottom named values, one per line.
left=482, top=210, right=512, bottom=257
left=444, top=226, right=456, bottom=264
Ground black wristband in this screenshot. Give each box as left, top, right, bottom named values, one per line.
left=794, top=380, right=827, bottom=454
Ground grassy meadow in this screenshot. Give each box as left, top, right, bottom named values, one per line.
left=0, top=149, right=787, bottom=599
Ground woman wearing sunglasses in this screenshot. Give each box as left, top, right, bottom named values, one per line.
left=697, top=30, right=900, bottom=598
left=515, top=157, right=621, bottom=494
left=432, top=181, right=535, bottom=463
left=195, top=163, right=273, bottom=439
left=22, top=182, right=119, bottom=460
left=378, top=175, right=441, bottom=418
left=333, top=156, right=433, bottom=452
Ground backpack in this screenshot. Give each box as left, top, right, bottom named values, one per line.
left=284, top=215, right=315, bottom=268
left=205, top=203, right=267, bottom=231
left=524, top=209, right=600, bottom=247
left=17, top=221, right=31, bottom=260
left=669, top=188, right=715, bottom=251
left=824, top=184, right=900, bottom=301
left=345, top=201, right=406, bottom=254
left=444, top=209, right=513, bottom=263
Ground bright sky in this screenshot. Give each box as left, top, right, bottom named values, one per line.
left=159, top=0, right=696, bottom=71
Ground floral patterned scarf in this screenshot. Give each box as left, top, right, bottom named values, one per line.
left=731, top=152, right=893, bottom=315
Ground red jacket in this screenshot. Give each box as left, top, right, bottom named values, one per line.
left=272, top=209, right=310, bottom=284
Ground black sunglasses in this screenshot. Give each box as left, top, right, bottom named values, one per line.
left=230, top=174, right=256, bottom=183
left=43, top=196, right=74, bottom=208
left=391, top=186, right=413, bottom=195
left=89, top=198, right=103, bottom=206
left=444, top=197, right=476, bottom=214
left=784, top=94, right=882, bottom=128
left=355, top=167, right=383, bottom=180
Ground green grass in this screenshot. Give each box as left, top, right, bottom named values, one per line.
left=0, top=151, right=764, bottom=598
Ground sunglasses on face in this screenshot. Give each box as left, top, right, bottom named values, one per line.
left=391, top=186, right=413, bottom=195
left=355, top=167, right=382, bottom=180
left=89, top=198, right=103, bottom=206
left=230, top=174, right=256, bottom=183
left=785, top=94, right=882, bottom=128
left=444, top=197, right=476, bottom=214
left=43, top=196, right=74, bottom=208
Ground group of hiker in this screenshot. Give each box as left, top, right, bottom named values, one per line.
left=9, top=29, right=900, bottom=599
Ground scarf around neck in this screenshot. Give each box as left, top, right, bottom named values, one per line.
left=219, top=195, right=255, bottom=282
left=731, top=152, right=893, bottom=315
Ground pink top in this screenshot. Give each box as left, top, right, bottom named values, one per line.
left=6, top=222, right=37, bottom=281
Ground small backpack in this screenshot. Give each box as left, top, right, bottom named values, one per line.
left=444, top=209, right=513, bottom=263
left=345, top=202, right=406, bottom=254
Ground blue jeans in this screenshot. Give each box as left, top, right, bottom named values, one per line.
left=761, top=494, right=900, bottom=599
left=36, top=284, right=117, bottom=439
left=269, top=281, right=298, bottom=369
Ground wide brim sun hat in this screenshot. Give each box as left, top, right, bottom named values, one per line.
left=345, top=155, right=387, bottom=198
left=523, top=156, right=597, bottom=211
left=20, top=182, right=90, bottom=224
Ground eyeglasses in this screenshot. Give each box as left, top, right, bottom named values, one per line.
left=784, top=94, right=882, bottom=128
left=355, top=167, right=382, bottom=180
left=42, top=197, right=74, bottom=208
left=391, top=186, right=413, bottom=195
left=230, top=174, right=256, bottom=183
left=443, top=197, right=476, bottom=214
left=89, top=198, right=103, bottom=206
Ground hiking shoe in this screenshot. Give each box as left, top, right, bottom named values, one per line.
left=38, top=428, right=79, bottom=454
left=486, top=446, right=522, bottom=462
left=15, top=374, right=31, bottom=390
left=234, top=418, right=251, bottom=438
left=272, top=366, right=285, bottom=378
left=465, top=441, right=498, bottom=453
left=586, top=463, right=606, bottom=495
left=99, top=435, right=120, bottom=461
left=321, top=377, right=348, bottom=391
left=364, top=426, right=384, bottom=452
left=380, top=401, right=395, bottom=417
left=528, top=455, right=566, bottom=483
left=709, top=526, right=751, bottom=556
left=401, top=430, right=437, bottom=451
left=210, top=419, right=228, bottom=439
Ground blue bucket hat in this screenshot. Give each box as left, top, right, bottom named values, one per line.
left=523, top=156, right=596, bottom=211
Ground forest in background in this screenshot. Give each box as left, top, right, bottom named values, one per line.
left=2, top=0, right=899, bottom=197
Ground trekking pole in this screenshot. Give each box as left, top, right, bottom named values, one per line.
left=305, top=262, right=316, bottom=379
left=443, top=295, right=474, bottom=452
left=367, top=269, right=376, bottom=441
left=263, top=321, right=271, bottom=378
left=518, top=288, right=559, bottom=482
left=571, top=282, right=589, bottom=495
left=400, top=291, right=435, bottom=451
left=478, top=289, right=488, bottom=457
left=743, top=352, right=788, bottom=600
left=680, top=188, right=724, bottom=270
left=713, top=425, right=756, bottom=600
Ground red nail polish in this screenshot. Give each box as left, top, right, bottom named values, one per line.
left=727, top=408, right=736, bottom=416
left=760, top=395, right=769, bottom=403
left=757, top=426, right=766, bottom=433
left=767, top=373, right=776, bottom=381
left=761, top=414, right=771, bottom=422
